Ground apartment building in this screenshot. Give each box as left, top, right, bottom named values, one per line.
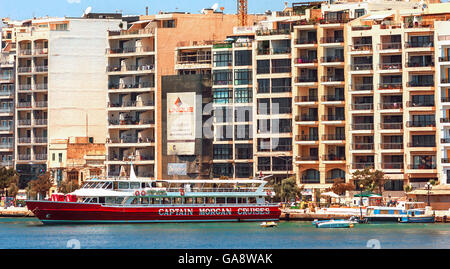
left=12, top=15, right=121, bottom=184
left=0, top=22, right=15, bottom=168
left=105, top=10, right=265, bottom=180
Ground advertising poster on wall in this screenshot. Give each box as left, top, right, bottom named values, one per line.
left=167, top=92, right=196, bottom=155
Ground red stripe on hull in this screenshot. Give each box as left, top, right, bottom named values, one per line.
left=26, top=201, right=281, bottom=223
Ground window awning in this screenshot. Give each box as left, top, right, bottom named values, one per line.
left=362, top=12, right=394, bottom=21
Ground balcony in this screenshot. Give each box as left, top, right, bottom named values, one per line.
left=294, top=39, right=317, bottom=45
left=379, top=43, right=402, bottom=51
left=321, top=76, right=344, bottom=83
left=108, top=100, right=155, bottom=110
left=300, top=177, right=320, bottom=184
left=380, top=123, right=403, bottom=129
left=34, top=66, right=48, bottom=73
left=380, top=143, right=403, bottom=149
left=320, top=37, right=344, bottom=44
left=109, top=119, right=155, bottom=127
left=18, top=154, right=31, bottom=161
left=0, top=126, right=13, bottom=132
left=379, top=102, right=403, bottom=110
left=18, top=119, right=31, bottom=126
left=379, top=63, right=402, bottom=71
left=406, top=121, right=436, bottom=128
left=107, top=64, right=155, bottom=73
left=351, top=123, right=374, bottom=130
left=256, top=29, right=291, bottom=36
left=322, top=95, right=344, bottom=102
left=296, top=156, right=319, bottom=162
left=405, top=41, right=434, bottom=49
left=34, top=137, right=48, bottom=144
left=18, top=50, right=32, bottom=56
left=34, top=118, right=47, bottom=125
left=322, top=134, right=345, bottom=141
left=406, top=101, right=434, bottom=108
left=407, top=81, right=434, bottom=88
left=351, top=103, right=373, bottom=110
left=408, top=164, right=436, bottom=170
left=350, top=44, right=372, bottom=52
left=294, top=96, right=318, bottom=103
left=0, top=143, right=13, bottom=149
left=35, top=154, right=48, bottom=161
left=408, top=142, right=435, bottom=148
left=34, top=101, right=48, bottom=108
left=406, top=61, right=434, bottom=68
left=108, top=28, right=155, bottom=38
left=294, top=57, right=317, bottom=65
left=321, top=56, right=344, bottom=63
left=381, top=163, right=404, bottom=169
left=18, top=67, right=32, bottom=73
left=296, top=114, right=318, bottom=122
left=379, top=83, right=402, bottom=90
left=439, top=56, right=450, bottom=62
left=352, top=163, right=374, bottom=169
left=351, top=84, right=373, bottom=91
left=296, top=135, right=318, bottom=142
left=323, top=154, right=345, bottom=161
left=108, top=136, right=154, bottom=144
left=17, top=102, right=32, bottom=108
left=322, top=114, right=345, bottom=121
left=109, top=82, right=155, bottom=90
left=352, top=143, right=374, bottom=150
left=18, top=137, right=31, bottom=143
left=107, top=46, right=154, bottom=55
left=295, top=76, right=318, bottom=84
left=350, top=64, right=373, bottom=72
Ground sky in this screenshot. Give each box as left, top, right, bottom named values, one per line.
left=0, top=0, right=298, bottom=20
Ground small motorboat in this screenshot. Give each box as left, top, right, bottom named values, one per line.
left=398, top=209, right=435, bottom=223
left=314, top=219, right=354, bottom=228
left=260, top=221, right=278, bottom=227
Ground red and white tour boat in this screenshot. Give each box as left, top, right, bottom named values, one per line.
left=26, top=172, right=281, bottom=224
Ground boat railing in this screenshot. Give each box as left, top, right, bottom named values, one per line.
left=100, top=203, right=278, bottom=208
left=165, top=187, right=262, bottom=193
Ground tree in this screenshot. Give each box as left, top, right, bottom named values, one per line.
left=269, top=177, right=303, bottom=203
left=331, top=179, right=355, bottom=196
left=0, top=167, right=19, bottom=197
left=404, top=184, right=413, bottom=193
left=27, top=172, right=53, bottom=200
left=58, top=180, right=80, bottom=194
left=351, top=168, right=390, bottom=195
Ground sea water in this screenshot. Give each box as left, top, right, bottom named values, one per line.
left=0, top=218, right=450, bottom=249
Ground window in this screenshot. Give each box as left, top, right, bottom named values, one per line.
left=213, top=163, right=233, bottom=178
left=234, top=88, right=252, bottom=103
left=257, top=60, right=270, bottom=74
left=213, top=70, right=232, bottom=85
left=271, top=119, right=292, bottom=133
left=213, top=52, right=232, bottom=67
left=162, top=20, right=175, bottom=28
left=384, top=180, right=403, bottom=191
left=55, top=23, right=68, bottom=31
left=272, top=78, right=291, bottom=93
left=271, top=59, right=291, bottom=73
left=355, top=9, right=366, bottom=18
left=214, top=106, right=233, bottom=123
left=213, top=89, right=232, bottom=104
left=234, top=69, right=252, bottom=85
left=257, top=79, right=270, bottom=93
left=412, top=135, right=435, bottom=147
left=234, top=125, right=252, bottom=140
left=235, top=163, right=253, bottom=178
left=272, top=98, right=292, bottom=114
left=58, top=153, right=62, bottom=162
left=213, top=144, right=233, bottom=160
left=234, top=106, right=252, bottom=122
left=411, top=95, right=434, bottom=106
left=235, top=144, right=252, bottom=160
left=68, top=171, right=78, bottom=182
left=235, top=50, right=252, bottom=66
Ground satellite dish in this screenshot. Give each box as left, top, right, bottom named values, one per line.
left=211, top=3, right=219, bottom=11
left=84, top=6, right=92, bottom=15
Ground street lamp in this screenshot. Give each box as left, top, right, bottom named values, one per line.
left=425, top=182, right=432, bottom=207
left=359, top=183, right=364, bottom=220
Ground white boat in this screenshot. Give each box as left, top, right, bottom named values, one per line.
left=315, top=219, right=354, bottom=228
left=260, top=221, right=278, bottom=227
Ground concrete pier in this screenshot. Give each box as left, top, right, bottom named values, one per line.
left=0, top=207, right=35, bottom=217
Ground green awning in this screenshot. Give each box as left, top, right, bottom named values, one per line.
left=354, top=191, right=378, bottom=197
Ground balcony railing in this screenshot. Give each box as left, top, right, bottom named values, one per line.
left=35, top=84, right=48, bottom=90
left=379, top=63, right=402, bottom=70
left=379, top=83, right=402, bottom=90
left=351, top=123, right=374, bottom=130
left=18, top=67, right=32, bottom=73
left=381, top=163, right=404, bottom=169
left=34, top=66, right=48, bottom=72
left=408, top=164, right=436, bottom=169
left=295, top=39, right=317, bottom=45
left=322, top=95, right=344, bottom=102
left=379, top=43, right=402, bottom=50
left=407, top=81, right=434, bottom=87
left=321, top=76, right=344, bottom=82
left=323, top=155, right=345, bottom=161
left=380, top=123, right=403, bottom=129
left=18, top=119, right=31, bottom=126
left=300, top=177, right=320, bottom=184
left=352, top=163, right=374, bottom=169
left=406, top=101, right=434, bottom=107
left=441, top=118, right=450, bottom=123
left=321, top=56, right=344, bottom=63
left=18, top=137, right=31, bottom=143
left=296, top=156, right=319, bottom=161
left=405, top=41, right=434, bottom=48
left=109, top=137, right=154, bottom=143
left=295, top=76, right=317, bottom=83
left=34, top=119, right=47, bottom=125
left=107, top=64, right=155, bottom=72
left=352, top=84, right=373, bottom=91
left=18, top=154, right=31, bottom=160
left=18, top=84, right=32, bottom=91
left=406, top=61, right=434, bottom=68
left=350, top=64, right=373, bottom=71
left=380, top=143, right=403, bottom=149
left=35, top=154, right=47, bottom=161
left=0, top=143, right=13, bottom=149
left=379, top=102, right=402, bottom=109
left=109, top=82, right=155, bottom=90
left=294, top=57, right=317, bottom=64
left=271, top=66, right=291, bottom=73
left=352, top=143, right=374, bottom=150
left=0, top=126, right=13, bottom=131
left=108, top=100, right=155, bottom=108
left=321, top=37, right=344, bottom=43
left=406, top=121, right=436, bottom=127
left=295, top=96, right=318, bottom=103
left=408, top=142, right=436, bottom=148
left=322, top=134, right=345, bottom=141
left=296, top=135, right=318, bottom=141
left=351, top=103, right=373, bottom=110
left=350, top=44, right=372, bottom=51
left=34, top=137, right=48, bottom=143
left=109, top=119, right=155, bottom=126
left=17, top=102, right=32, bottom=108
left=322, top=114, right=345, bottom=121
left=439, top=56, right=450, bottom=62
left=0, top=108, right=13, bottom=113
left=108, top=47, right=154, bottom=54
left=256, top=29, right=291, bottom=36
left=296, top=115, right=318, bottom=121
left=35, top=101, right=48, bottom=108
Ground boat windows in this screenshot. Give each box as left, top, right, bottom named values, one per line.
left=95, top=182, right=105, bottom=188
left=216, top=197, right=225, bottom=204
left=237, top=197, right=247, bottom=204
left=162, top=198, right=170, bottom=204
left=130, top=182, right=140, bottom=189
left=206, top=197, right=215, bottom=204
left=105, top=197, right=115, bottom=204
left=118, top=181, right=130, bottom=189
left=173, top=197, right=182, bottom=204
left=131, top=198, right=138, bottom=204
left=140, top=197, right=149, bottom=204
left=99, top=197, right=105, bottom=204
left=91, top=197, right=98, bottom=203
left=116, top=197, right=126, bottom=204
left=196, top=197, right=204, bottom=204
left=226, top=197, right=236, bottom=204
left=184, top=198, right=194, bottom=204
left=104, top=182, right=113, bottom=189
left=248, top=197, right=256, bottom=204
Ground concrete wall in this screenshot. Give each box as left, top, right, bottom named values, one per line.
left=48, top=18, right=121, bottom=144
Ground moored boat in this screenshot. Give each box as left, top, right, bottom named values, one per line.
left=25, top=174, right=280, bottom=224
left=260, top=221, right=278, bottom=227
left=365, top=202, right=427, bottom=222
left=314, top=219, right=354, bottom=228
left=398, top=209, right=435, bottom=223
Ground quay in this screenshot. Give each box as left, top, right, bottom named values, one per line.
left=280, top=209, right=450, bottom=223
left=0, top=207, right=34, bottom=217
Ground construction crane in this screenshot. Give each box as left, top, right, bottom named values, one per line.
left=237, top=0, right=248, bottom=26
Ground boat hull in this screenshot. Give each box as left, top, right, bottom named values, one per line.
left=399, top=216, right=435, bottom=223
left=26, top=200, right=281, bottom=224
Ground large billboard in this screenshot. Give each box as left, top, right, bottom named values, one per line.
left=167, top=92, right=196, bottom=155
